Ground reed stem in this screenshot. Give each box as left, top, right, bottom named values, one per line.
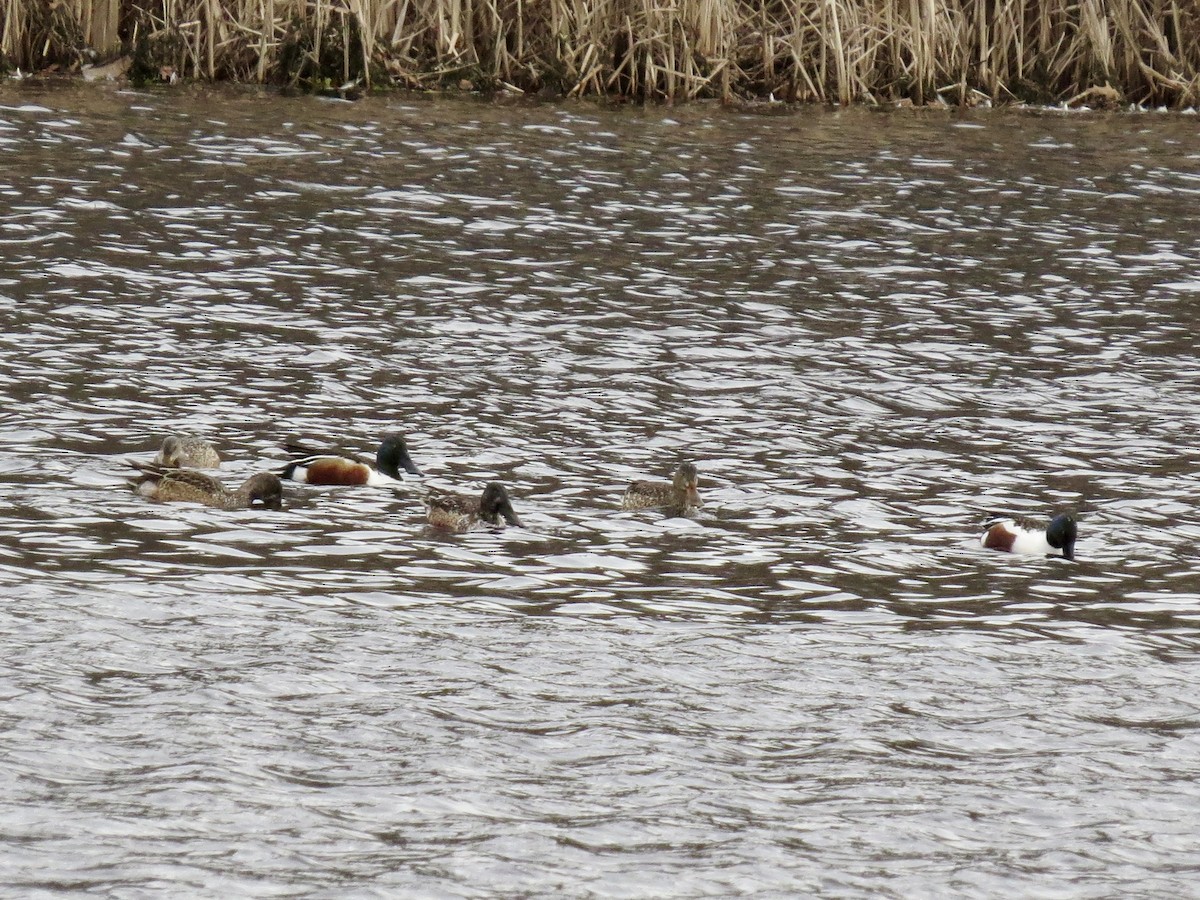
left=1, top=0, right=1196, bottom=106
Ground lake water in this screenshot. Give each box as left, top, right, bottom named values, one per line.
left=2, top=83, right=1200, bottom=896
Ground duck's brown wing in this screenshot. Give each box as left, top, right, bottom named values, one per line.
left=284, top=441, right=324, bottom=459
left=129, top=463, right=228, bottom=506
left=128, top=460, right=164, bottom=492
left=158, top=468, right=226, bottom=493
left=426, top=490, right=479, bottom=530
left=426, top=491, right=476, bottom=514
left=621, top=479, right=670, bottom=510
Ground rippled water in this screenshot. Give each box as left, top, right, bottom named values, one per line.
left=3, top=83, right=1200, bottom=894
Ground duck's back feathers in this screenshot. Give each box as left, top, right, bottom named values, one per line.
left=133, top=464, right=224, bottom=504
left=621, top=479, right=673, bottom=511
left=426, top=491, right=479, bottom=531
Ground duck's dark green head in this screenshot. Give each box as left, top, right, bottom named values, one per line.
left=1047, top=513, right=1077, bottom=560
left=480, top=482, right=521, bottom=528
left=377, top=433, right=422, bottom=478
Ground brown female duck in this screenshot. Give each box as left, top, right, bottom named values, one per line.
left=621, top=460, right=702, bottom=515
left=154, top=435, right=221, bottom=469
left=130, top=462, right=283, bottom=510
left=426, top=482, right=522, bottom=532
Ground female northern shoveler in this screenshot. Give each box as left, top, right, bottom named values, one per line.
left=155, top=435, right=221, bottom=469
left=280, top=433, right=422, bottom=486
left=130, top=463, right=283, bottom=510
left=426, top=482, right=522, bottom=532
left=980, top=513, right=1077, bottom=560
left=621, top=460, right=702, bottom=515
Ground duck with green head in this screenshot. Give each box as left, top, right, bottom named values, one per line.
left=280, top=433, right=422, bottom=486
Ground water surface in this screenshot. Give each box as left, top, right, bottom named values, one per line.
left=2, top=84, right=1200, bottom=896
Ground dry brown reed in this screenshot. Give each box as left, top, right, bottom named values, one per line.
left=2, top=0, right=1198, bottom=106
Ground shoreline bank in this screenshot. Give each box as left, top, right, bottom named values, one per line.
left=4, top=70, right=1194, bottom=118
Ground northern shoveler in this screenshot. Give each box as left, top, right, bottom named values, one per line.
left=980, top=513, right=1077, bottom=560
left=155, top=435, right=221, bottom=469
left=130, top=463, right=283, bottom=510
left=279, top=433, right=422, bottom=486
left=621, top=460, right=702, bottom=515
left=426, top=482, right=522, bottom=532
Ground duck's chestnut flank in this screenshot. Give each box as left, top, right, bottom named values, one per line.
left=286, top=457, right=373, bottom=485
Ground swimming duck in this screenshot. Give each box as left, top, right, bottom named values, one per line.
left=155, top=435, right=220, bottom=469
left=980, top=513, right=1077, bottom=560
left=621, top=460, right=702, bottom=515
left=130, top=462, right=283, bottom=510
left=426, top=482, right=522, bottom=532
left=280, top=433, right=422, bottom=486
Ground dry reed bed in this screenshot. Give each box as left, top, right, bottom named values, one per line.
left=2, top=0, right=1198, bottom=105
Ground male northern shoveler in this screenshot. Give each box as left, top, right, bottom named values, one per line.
left=155, top=435, right=221, bottom=469
left=130, top=462, right=283, bottom=510
left=980, top=513, right=1077, bottom=560
left=280, top=433, right=422, bottom=486
left=621, top=460, right=702, bottom=515
left=426, top=482, right=522, bottom=532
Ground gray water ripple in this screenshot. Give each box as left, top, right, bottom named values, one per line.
left=3, top=85, right=1200, bottom=894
